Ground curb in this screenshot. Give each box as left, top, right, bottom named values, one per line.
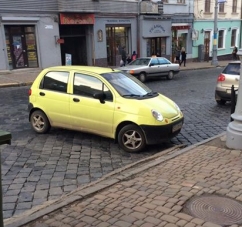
left=4, top=132, right=226, bottom=227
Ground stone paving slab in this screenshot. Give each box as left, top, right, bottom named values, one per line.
left=5, top=132, right=242, bottom=227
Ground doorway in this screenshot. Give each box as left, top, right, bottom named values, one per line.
left=204, top=31, right=210, bottom=62
left=147, top=37, right=166, bottom=57
left=5, top=25, right=38, bottom=69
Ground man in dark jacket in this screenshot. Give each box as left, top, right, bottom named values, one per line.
left=121, top=46, right=127, bottom=66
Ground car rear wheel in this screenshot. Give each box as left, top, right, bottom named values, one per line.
left=30, top=110, right=50, bottom=134
left=216, top=100, right=226, bottom=105
left=167, top=71, right=174, bottom=80
left=118, top=124, right=146, bottom=153
left=139, top=73, right=146, bottom=83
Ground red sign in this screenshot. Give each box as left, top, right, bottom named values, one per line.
left=60, top=13, right=95, bottom=25
left=56, top=38, right=64, bottom=44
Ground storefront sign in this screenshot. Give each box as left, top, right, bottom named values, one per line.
left=149, top=24, right=165, bottom=34
left=97, top=30, right=103, bottom=42
left=106, top=19, right=131, bottom=23
left=45, top=25, right=53, bottom=29
left=60, top=13, right=95, bottom=25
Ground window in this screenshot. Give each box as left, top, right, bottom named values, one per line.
left=150, top=58, right=159, bottom=66
left=163, top=0, right=168, bottom=2
left=218, top=30, right=224, bottom=49
left=177, top=0, right=185, bottom=3
left=73, top=73, right=112, bottom=101
left=219, top=3, right=224, bottom=13
left=205, top=0, right=210, bottom=13
left=232, top=0, right=237, bottom=13
left=231, top=29, right=237, bottom=47
left=40, top=71, right=69, bottom=93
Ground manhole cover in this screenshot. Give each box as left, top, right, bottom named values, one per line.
left=184, top=195, right=242, bottom=225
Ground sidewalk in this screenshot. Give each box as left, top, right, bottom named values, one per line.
left=3, top=60, right=242, bottom=227
left=5, top=132, right=242, bottom=227
left=0, top=60, right=230, bottom=88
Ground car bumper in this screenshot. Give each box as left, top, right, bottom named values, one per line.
left=140, top=117, right=184, bottom=145
left=215, top=90, right=236, bottom=101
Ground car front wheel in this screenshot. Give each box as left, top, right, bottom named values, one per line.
left=118, top=124, right=146, bottom=153
left=167, top=71, right=174, bottom=80
left=139, top=73, right=146, bottom=83
left=30, top=110, right=51, bottom=134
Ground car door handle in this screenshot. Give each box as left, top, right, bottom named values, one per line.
left=73, top=98, right=80, bottom=102
left=39, top=92, right=45, bottom=96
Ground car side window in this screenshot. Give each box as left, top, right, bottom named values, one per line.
left=223, top=64, right=240, bottom=75
left=158, top=58, right=169, bottom=65
left=73, top=73, right=113, bottom=101
left=150, top=58, right=159, bottom=66
left=40, top=71, right=69, bottom=93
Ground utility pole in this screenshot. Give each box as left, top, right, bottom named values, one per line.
left=211, top=0, right=218, bottom=66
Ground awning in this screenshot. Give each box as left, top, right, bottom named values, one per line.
left=172, top=23, right=190, bottom=30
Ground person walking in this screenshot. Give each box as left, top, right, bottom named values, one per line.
left=131, top=51, right=137, bottom=61
left=175, top=47, right=181, bottom=64
left=121, top=46, right=127, bottom=66
left=232, top=46, right=238, bottom=60
left=180, top=47, right=187, bottom=67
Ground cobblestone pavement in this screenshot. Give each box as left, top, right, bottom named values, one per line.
left=0, top=65, right=233, bottom=221
left=5, top=134, right=242, bottom=227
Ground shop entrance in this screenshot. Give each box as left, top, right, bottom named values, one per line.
left=147, top=37, right=166, bottom=58
left=204, top=31, right=210, bottom=62
left=106, top=26, right=130, bottom=66
left=5, top=25, right=38, bottom=69
left=59, top=25, right=87, bottom=65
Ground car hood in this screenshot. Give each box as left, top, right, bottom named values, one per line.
left=117, top=94, right=181, bottom=119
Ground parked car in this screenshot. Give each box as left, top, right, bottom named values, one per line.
left=116, top=57, right=180, bottom=82
left=28, top=66, right=184, bottom=153
left=215, top=61, right=240, bottom=105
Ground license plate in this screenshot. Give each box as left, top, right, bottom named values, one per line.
left=172, top=122, right=183, bottom=133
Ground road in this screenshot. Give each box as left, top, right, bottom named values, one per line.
left=0, top=67, right=231, bottom=219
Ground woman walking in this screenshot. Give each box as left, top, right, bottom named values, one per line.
left=180, top=47, right=187, bottom=67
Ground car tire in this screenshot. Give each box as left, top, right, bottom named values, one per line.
left=167, top=71, right=174, bottom=80
left=30, top=110, right=51, bottom=134
left=216, top=100, right=226, bottom=105
left=118, top=124, right=146, bottom=153
left=139, top=73, right=146, bottom=83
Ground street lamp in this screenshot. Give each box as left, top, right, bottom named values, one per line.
left=211, top=0, right=218, bottom=66
left=226, top=49, right=242, bottom=149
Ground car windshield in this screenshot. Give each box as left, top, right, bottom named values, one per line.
left=128, top=58, right=150, bottom=66
left=223, top=63, right=240, bottom=75
left=101, top=72, right=155, bottom=98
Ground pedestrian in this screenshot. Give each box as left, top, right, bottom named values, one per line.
left=175, top=47, right=181, bottom=64
left=151, top=52, right=156, bottom=57
left=180, top=47, right=187, bottom=67
left=131, top=51, right=137, bottom=61
left=232, top=46, right=238, bottom=60
left=121, top=46, right=127, bottom=66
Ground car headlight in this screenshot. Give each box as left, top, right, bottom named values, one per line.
left=151, top=109, right=163, bottom=121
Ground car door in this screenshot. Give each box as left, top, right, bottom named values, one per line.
left=148, top=58, right=160, bottom=77
left=157, top=57, right=170, bottom=75
left=36, top=71, right=71, bottom=128
left=69, top=72, right=115, bottom=138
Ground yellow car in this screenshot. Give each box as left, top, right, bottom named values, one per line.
left=28, top=66, right=184, bottom=153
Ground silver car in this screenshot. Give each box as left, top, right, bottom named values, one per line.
left=116, top=57, right=180, bottom=82
left=215, top=61, right=240, bottom=105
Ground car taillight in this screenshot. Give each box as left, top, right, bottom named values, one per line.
left=217, top=74, right=225, bottom=82
left=28, top=89, right=32, bottom=96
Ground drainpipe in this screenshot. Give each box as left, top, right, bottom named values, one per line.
left=137, top=0, right=142, bottom=57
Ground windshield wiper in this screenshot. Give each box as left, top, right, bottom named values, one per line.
left=122, top=94, right=141, bottom=97
left=142, top=91, right=158, bottom=97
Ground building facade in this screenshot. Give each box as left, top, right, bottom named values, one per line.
left=193, top=0, right=242, bottom=61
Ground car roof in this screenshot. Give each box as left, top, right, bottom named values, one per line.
left=44, top=66, right=119, bottom=74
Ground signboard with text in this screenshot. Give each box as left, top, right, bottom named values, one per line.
left=60, top=13, right=95, bottom=25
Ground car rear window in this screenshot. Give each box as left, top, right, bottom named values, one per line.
left=222, top=63, right=240, bottom=75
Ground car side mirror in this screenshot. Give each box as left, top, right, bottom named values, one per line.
left=93, top=92, right=106, bottom=104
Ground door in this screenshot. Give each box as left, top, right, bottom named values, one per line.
left=204, top=31, right=210, bottom=62
left=36, top=71, right=71, bottom=128
left=70, top=73, right=115, bottom=137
